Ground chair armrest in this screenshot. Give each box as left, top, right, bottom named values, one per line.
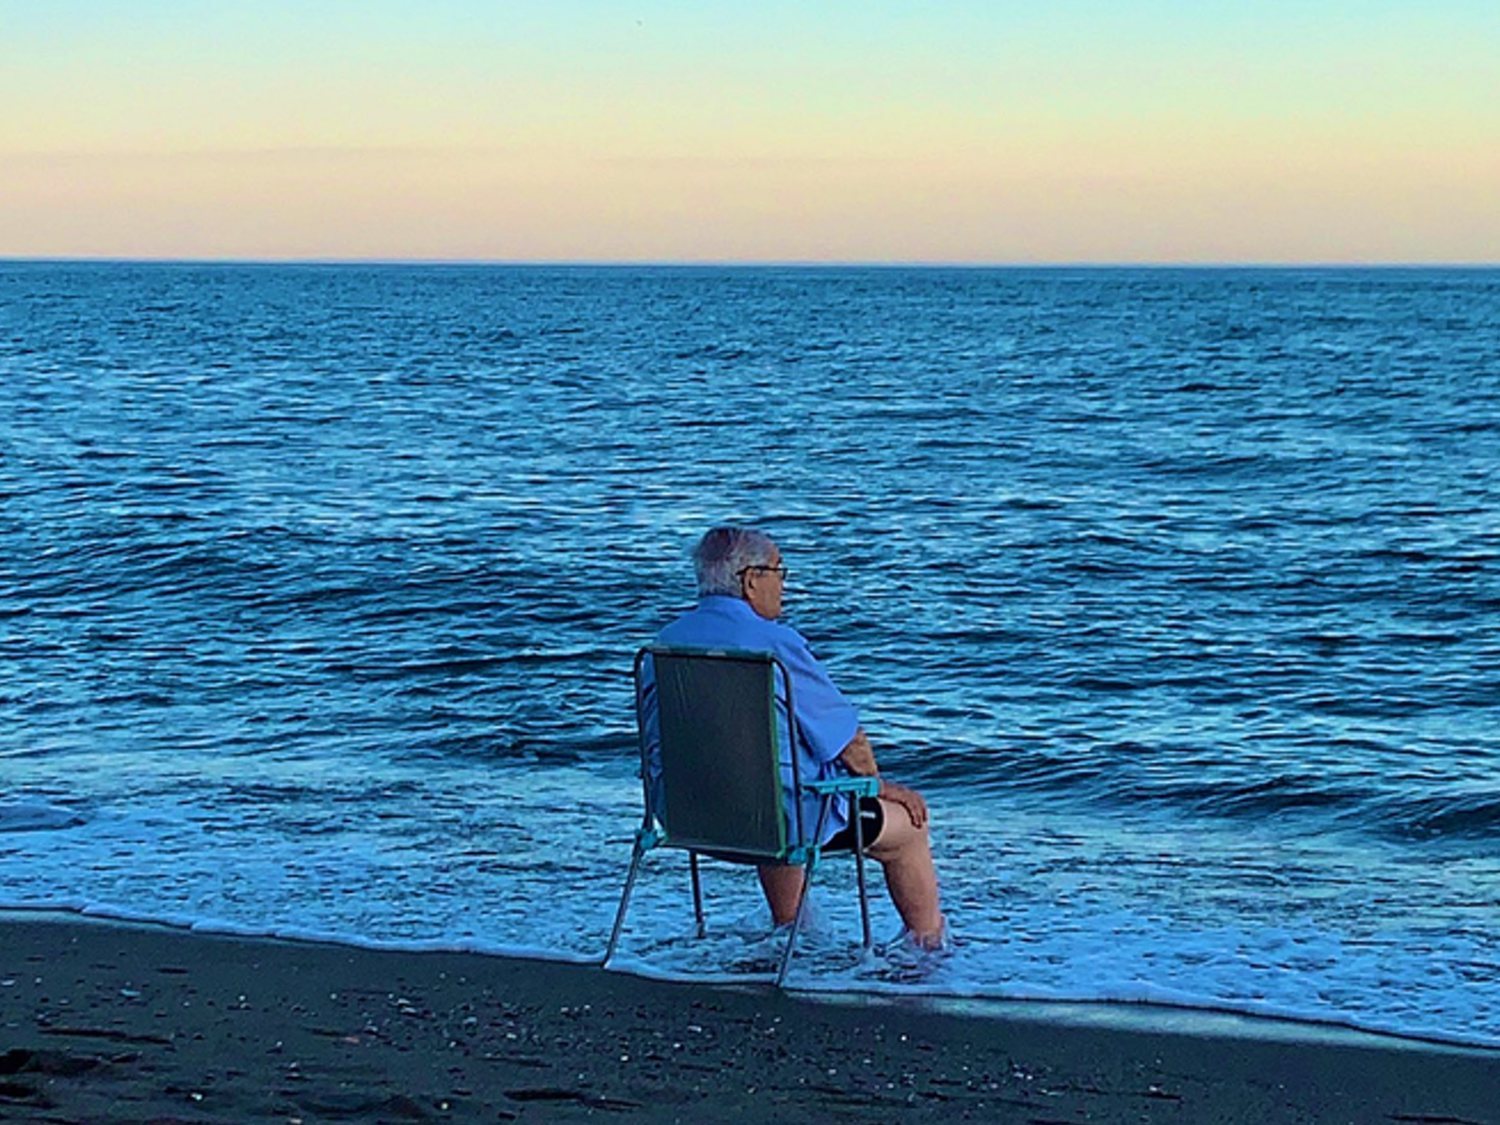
left=803, top=777, right=880, bottom=799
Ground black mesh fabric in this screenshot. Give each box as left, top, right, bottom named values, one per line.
left=653, top=651, right=787, bottom=857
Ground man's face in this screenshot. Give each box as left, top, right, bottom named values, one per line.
left=742, top=543, right=786, bottom=620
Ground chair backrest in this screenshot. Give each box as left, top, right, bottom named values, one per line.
left=636, top=647, right=795, bottom=858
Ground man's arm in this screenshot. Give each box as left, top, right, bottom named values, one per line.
left=776, top=627, right=928, bottom=829
left=837, top=729, right=879, bottom=776
left=837, top=728, right=928, bottom=828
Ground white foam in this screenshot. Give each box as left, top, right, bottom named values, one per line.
left=2, top=776, right=1498, bottom=1052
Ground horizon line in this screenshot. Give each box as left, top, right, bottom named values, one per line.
left=4, top=256, right=1498, bottom=270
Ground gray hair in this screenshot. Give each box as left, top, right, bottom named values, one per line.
left=692, top=526, right=777, bottom=597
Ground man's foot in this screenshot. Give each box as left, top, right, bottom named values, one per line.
left=874, top=918, right=953, bottom=980
left=887, top=914, right=951, bottom=955
left=910, top=921, right=950, bottom=952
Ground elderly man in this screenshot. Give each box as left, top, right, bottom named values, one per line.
left=644, top=526, right=946, bottom=950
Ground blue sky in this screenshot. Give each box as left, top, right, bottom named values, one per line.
left=3, top=1, right=1496, bottom=261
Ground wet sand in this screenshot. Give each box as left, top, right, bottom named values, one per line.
left=2, top=915, right=1495, bottom=1123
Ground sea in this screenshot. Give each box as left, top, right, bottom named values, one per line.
left=2, top=262, right=1497, bottom=1049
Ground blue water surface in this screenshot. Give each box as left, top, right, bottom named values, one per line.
left=1, top=263, right=1497, bottom=1045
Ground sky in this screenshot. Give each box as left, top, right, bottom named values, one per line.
left=2, top=0, right=1497, bottom=263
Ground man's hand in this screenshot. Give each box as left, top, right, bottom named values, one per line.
left=837, top=730, right=929, bottom=828
left=879, top=780, right=929, bottom=829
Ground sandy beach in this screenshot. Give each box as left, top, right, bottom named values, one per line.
left=1, top=915, right=1495, bottom=1123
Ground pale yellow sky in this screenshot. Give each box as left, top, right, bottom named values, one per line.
left=3, top=2, right=1497, bottom=262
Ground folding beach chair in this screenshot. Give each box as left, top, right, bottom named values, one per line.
left=603, top=646, right=879, bottom=987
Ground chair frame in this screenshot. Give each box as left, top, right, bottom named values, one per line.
left=603, top=645, right=879, bottom=986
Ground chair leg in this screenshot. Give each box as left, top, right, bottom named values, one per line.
left=689, top=852, right=706, bottom=938
left=774, top=794, right=837, bottom=986
left=775, top=853, right=819, bottom=988
left=603, top=844, right=647, bottom=966
left=853, top=805, right=873, bottom=949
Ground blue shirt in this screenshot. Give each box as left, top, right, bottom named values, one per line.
left=639, top=595, right=861, bottom=844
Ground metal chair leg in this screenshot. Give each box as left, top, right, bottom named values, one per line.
left=689, top=852, right=706, bottom=938
left=853, top=802, right=873, bottom=948
left=604, top=845, right=647, bottom=966
left=776, top=798, right=835, bottom=987
left=775, top=853, right=820, bottom=988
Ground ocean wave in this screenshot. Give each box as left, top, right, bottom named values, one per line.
left=0, top=801, right=86, bottom=833
left=1126, top=775, right=1370, bottom=818
left=1381, top=791, right=1500, bottom=840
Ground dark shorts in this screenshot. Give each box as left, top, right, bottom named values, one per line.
left=823, top=795, right=885, bottom=853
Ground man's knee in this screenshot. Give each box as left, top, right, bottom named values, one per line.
left=866, top=815, right=930, bottom=862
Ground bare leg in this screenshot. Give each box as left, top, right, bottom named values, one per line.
left=757, top=864, right=805, bottom=926
left=758, top=795, right=944, bottom=944
left=866, top=796, right=945, bottom=946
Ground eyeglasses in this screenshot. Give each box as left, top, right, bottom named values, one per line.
left=737, top=563, right=789, bottom=581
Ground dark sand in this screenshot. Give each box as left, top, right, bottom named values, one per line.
left=2, top=916, right=1495, bottom=1123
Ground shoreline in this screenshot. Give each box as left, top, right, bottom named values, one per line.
left=3, top=916, right=1497, bottom=1123
left=9, top=904, right=1492, bottom=1055
left=6, top=904, right=1491, bottom=1055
